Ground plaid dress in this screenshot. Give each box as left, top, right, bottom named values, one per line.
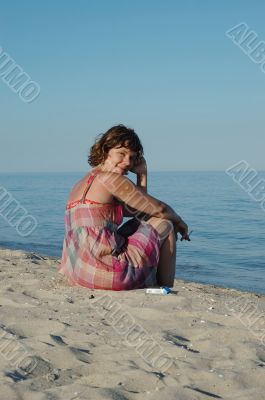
left=58, top=171, right=160, bottom=290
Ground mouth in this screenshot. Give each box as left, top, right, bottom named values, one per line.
left=116, top=166, right=127, bottom=173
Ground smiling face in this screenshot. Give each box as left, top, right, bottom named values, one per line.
left=102, top=145, right=138, bottom=174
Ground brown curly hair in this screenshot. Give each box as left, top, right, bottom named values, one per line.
left=88, top=124, right=144, bottom=167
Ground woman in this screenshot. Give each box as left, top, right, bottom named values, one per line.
left=58, top=124, right=190, bottom=290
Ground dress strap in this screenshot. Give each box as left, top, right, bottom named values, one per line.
left=81, top=174, right=97, bottom=204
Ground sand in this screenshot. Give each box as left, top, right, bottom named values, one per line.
left=0, top=247, right=265, bottom=400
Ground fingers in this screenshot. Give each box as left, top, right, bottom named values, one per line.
left=180, top=229, right=193, bottom=241
left=180, top=234, right=191, bottom=241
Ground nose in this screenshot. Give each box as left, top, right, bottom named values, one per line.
left=121, top=155, right=131, bottom=167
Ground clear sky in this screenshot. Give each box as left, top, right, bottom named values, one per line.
left=1, top=0, right=265, bottom=172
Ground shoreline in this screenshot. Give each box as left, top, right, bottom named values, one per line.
left=1, top=245, right=264, bottom=297
left=0, top=247, right=265, bottom=399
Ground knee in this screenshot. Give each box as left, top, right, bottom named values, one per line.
left=146, top=217, right=174, bottom=241
left=158, top=219, right=174, bottom=241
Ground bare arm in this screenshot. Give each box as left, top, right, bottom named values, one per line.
left=99, top=172, right=164, bottom=218
left=160, top=204, right=189, bottom=239
left=122, top=172, right=148, bottom=217
left=137, top=172, right=147, bottom=194
left=159, top=203, right=183, bottom=225
left=101, top=171, right=190, bottom=240
left=130, top=171, right=184, bottom=226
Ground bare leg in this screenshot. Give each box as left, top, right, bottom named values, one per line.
left=142, top=216, right=177, bottom=287
left=156, top=228, right=176, bottom=287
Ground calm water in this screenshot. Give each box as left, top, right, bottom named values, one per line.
left=0, top=171, right=265, bottom=295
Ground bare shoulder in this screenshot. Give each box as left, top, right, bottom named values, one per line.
left=68, top=171, right=115, bottom=204
left=67, top=174, right=89, bottom=202
left=96, top=172, right=137, bottom=197
left=96, top=171, right=132, bottom=188
left=98, top=172, right=163, bottom=216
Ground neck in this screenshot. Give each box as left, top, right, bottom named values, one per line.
left=94, top=163, right=112, bottom=173
left=92, top=165, right=103, bottom=172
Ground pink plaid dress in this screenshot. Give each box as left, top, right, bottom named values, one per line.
left=58, top=171, right=160, bottom=290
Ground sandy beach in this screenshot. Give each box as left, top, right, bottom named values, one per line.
left=0, top=247, right=264, bottom=400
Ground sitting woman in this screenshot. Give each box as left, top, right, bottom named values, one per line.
left=58, top=124, right=190, bottom=290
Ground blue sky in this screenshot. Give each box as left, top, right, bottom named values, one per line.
left=1, top=0, right=265, bottom=172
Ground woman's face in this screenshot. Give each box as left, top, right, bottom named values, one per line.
left=103, top=146, right=138, bottom=174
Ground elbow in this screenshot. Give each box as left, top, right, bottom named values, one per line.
left=153, top=202, right=166, bottom=219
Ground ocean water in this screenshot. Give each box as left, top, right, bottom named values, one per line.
left=0, top=171, right=265, bottom=295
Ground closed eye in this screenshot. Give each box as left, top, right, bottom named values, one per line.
left=119, top=152, right=136, bottom=162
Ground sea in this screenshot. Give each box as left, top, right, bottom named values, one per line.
left=0, top=171, right=265, bottom=295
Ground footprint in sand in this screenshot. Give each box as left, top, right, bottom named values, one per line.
left=256, top=347, right=265, bottom=367
left=164, top=331, right=200, bottom=354
left=50, top=334, right=91, bottom=364
left=5, top=355, right=53, bottom=382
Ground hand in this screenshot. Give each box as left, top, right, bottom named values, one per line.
left=174, top=220, right=191, bottom=241
left=129, top=156, right=147, bottom=174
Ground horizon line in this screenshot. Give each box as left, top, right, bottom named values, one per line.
left=1, top=169, right=265, bottom=174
